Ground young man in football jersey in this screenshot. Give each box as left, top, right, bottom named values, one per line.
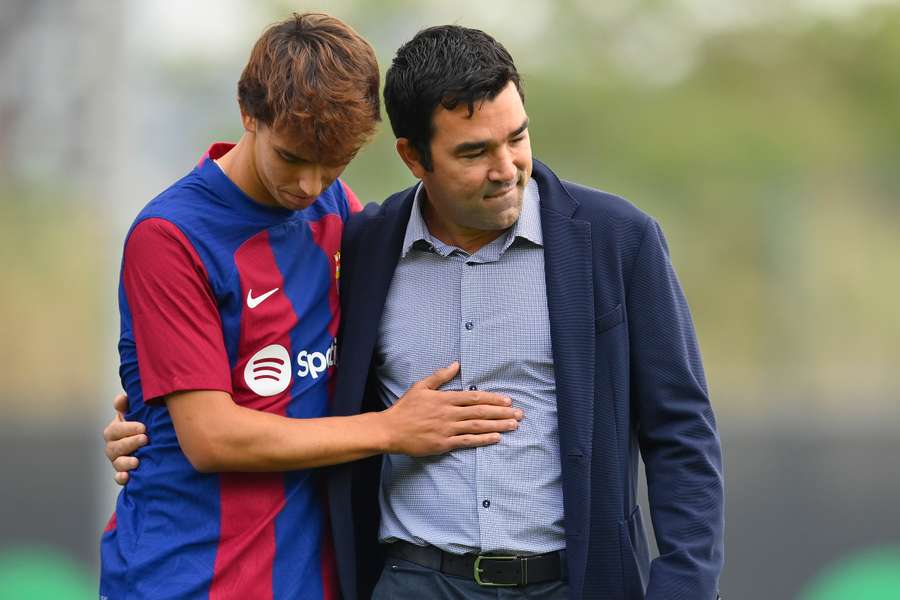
left=99, top=13, right=522, bottom=600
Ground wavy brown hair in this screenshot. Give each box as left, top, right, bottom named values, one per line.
left=238, top=13, right=380, bottom=165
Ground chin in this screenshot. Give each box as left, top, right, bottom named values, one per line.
left=490, top=208, right=522, bottom=230
left=279, top=192, right=315, bottom=211
left=500, top=198, right=524, bottom=224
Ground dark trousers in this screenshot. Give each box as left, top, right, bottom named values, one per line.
left=371, top=557, right=570, bottom=600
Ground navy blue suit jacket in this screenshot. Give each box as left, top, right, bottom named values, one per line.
left=328, top=160, right=724, bottom=600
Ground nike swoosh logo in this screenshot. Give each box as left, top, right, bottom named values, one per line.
left=247, top=287, right=279, bottom=309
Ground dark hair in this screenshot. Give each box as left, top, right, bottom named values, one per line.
left=384, top=25, right=523, bottom=171
left=238, top=12, right=380, bottom=165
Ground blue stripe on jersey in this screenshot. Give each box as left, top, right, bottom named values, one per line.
left=274, top=472, right=326, bottom=599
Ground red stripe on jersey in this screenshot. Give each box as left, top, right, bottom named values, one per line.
left=210, top=473, right=285, bottom=600
left=308, top=214, right=343, bottom=410
left=308, top=215, right=342, bottom=597
left=210, top=229, right=296, bottom=600
left=103, top=512, right=117, bottom=533
left=340, top=180, right=363, bottom=213
left=308, top=215, right=343, bottom=339
left=232, top=230, right=296, bottom=413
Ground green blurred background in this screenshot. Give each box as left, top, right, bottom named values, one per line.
left=1, top=1, right=898, bottom=598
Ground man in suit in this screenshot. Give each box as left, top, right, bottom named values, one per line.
left=105, top=22, right=724, bottom=600
left=329, top=25, right=724, bottom=600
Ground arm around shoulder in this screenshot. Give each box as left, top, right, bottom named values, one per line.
left=166, top=390, right=392, bottom=472
left=164, top=363, right=522, bottom=473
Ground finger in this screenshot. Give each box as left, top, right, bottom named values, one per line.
left=446, top=433, right=502, bottom=449
left=113, top=392, right=129, bottom=415
left=454, top=405, right=523, bottom=421
left=105, top=434, right=149, bottom=462
left=413, top=362, right=460, bottom=390
left=112, top=456, right=140, bottom=473
left=102, top=417, right=119, bottom=442
left=452, top=419, right=519, bottom=435
left=103, top=420, right=146, bottom=443
left=114, top=471, right=130, bottom=486
left=442, top=391, right=512, bottom=407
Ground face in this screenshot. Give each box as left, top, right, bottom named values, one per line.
left=399, top=81, right=532, bottom=239
left=247, top=119, right=350, bottom=211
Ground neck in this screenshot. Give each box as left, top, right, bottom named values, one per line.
left=420, top=197, right=506, bottom=254
left=214, top=133, right=277, bottom=207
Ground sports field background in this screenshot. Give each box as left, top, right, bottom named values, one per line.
left=1, top=1, right=899, bottom=598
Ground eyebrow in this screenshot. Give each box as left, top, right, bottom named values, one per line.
left=452, top=118, right=529, bottom=155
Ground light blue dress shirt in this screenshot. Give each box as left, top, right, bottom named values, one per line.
left=374, top=179, right=566, bottom=555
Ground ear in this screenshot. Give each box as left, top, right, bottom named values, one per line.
left=395, top=138, right=427, bottom=179
left=241, top=111, right=258, bottom=134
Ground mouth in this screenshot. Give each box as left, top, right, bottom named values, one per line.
left=484, top=186, right=517, bottom=200
left=484, top=176, right=524, bottom=201
left=281, top=191, right=315, bottom=207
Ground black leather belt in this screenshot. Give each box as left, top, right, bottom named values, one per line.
left=385, top=540, right=566, bottom=587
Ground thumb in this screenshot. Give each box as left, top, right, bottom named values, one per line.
left=414, top=361, right=460, bottom=390
left=113, top=392, right=129, bottom=417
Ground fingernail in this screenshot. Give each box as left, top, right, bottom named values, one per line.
left=514, top=410, right=524, bottom=419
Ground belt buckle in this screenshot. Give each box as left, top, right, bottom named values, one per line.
left=473, top=554, right=520, bottom=587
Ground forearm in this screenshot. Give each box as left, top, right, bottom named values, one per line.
left=627, top=217, right=724, bottom=596
left=169, top=390, right=391, bottom=472
left=215, top=408, right=393, bottom=471
left=639, top=392, right=724, bottom=599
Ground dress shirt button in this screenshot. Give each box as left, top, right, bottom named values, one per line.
left=482, top=499, right=491, bottom=509
left=465, top=321, right=474, bottom=330
left=469, top=385, right=477, bottom=391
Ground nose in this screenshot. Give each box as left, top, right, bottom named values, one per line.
left=488, top=146, right=518, bottom=185
left=297, top=165, right=324, bottom=198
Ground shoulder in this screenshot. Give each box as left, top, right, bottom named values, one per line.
left=132, top=170, right=214, bottom=231
left=567, top=180, right=655, bottom=246
left=343, top=183, right=417, bottom=241
left=534, top=160, right=647, bottom=222
left=561, top=183, right=652, bottom=234
left=123, top=171, right=222, bottom=275
left=337, top=179, right=364, bottom=215
left=534, top=159, right=655, bottom=238
left=124, top=218, right=205, bottom=277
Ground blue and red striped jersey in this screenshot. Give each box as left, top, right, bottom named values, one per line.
left=100, top=143, right=361, bottom=600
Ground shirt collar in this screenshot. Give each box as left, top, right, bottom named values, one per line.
left=400, top=178, right=542, bottom=258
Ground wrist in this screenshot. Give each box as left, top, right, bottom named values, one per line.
left=362, top=410, right=396, bottom=455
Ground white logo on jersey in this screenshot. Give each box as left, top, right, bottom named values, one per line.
left=247, top=287, right=279, bottom=309
left=297, top=339, right=337, bottom=380
left=244, top=344, right=292, bottom=396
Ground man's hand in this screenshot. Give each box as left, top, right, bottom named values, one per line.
left=379, top=362, right=523, bottom=456
left=103, top=393, right=147, bottom=485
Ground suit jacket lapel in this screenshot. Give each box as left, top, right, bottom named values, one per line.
left=335, top=187, right=415, bottom=417
left=535, top=160, right=595, bottom=592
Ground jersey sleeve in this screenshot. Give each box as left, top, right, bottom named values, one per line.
left=122, top=218, right=232, bottom=402
left=340, top=180, right=364, bottom=214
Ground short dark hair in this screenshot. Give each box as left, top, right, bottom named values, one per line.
left=384, top=25, right=523, bottom=171
left=238, top=13, right=381, bottom=165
